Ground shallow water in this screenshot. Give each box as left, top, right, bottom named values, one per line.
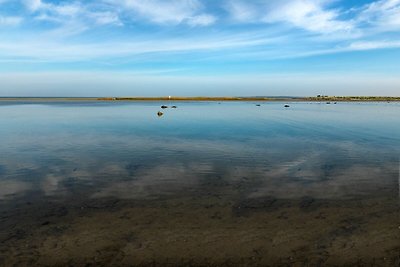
left=0, top=101, right=399, bottom=266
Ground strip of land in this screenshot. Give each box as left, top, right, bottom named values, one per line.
left=0, top=96, right=399, bottom=102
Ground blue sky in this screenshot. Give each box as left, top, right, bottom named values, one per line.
left=0, top=0, right=399, bottom=96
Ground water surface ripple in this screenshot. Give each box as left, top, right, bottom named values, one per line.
left=0, top=101, right=399, bottom=266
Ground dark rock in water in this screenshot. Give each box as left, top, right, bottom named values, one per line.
left=171, top=106, right=177, bottom=108
left=326, top=102, right=331, bottom=104
left=334, top=102, right=337, bottom=104
left=284, top=104, right=290, bottom=108
left=161, top=105, right=168, bottom=109
left=157, top=111, right=164, bottom=117
left=256, top=104, right=261, bottom=106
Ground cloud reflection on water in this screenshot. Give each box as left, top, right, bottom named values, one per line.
left=0, top=180, right=31, bottom=200
left=0, top=144, right=396, bottom=202
left=0, top=102, right=398, bottom=203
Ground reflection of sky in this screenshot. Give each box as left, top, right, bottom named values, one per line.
left=0, top=102, right=399, bottom=201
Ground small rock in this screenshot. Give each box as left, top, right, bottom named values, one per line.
left=256, top=104, right=261, bottom=106
left=171, top=106, right=177, bottom=108
left=284, top=104, right=290, bottom=108
left=161, top=105, right=168, bottom=109
left=157, top=111, right=163, bottom=117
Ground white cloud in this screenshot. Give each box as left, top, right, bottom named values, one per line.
left=89, top=11, right=123, bottom=26
left=358, top=0, right=400, bottom=31
left=224, top=1, right=259, bottom=23
left=0, top=16, right=22, bottom=26
left=121, top=0, right=199, bottom=24
left=29, top=1, right=83, bottom=22
left=24, top=0, right=42, bottom=11
left=264, top=0, right=353, bottom=33
left=0, top=32, right=275, bottom=61
left=0, top=0, right=399, bottom=65
left=225, top=0, right=353, bottom=33
left=21, top=0, right=214, bottom=29
left=110, top=0, right=214, bottom=26
left=187, top=14, right=216, bottom=26
left=53, top=3, right=81, bottom=17
left=22, top=0, right=122, bottom=35
left=348, top=40, right=400, bottom=50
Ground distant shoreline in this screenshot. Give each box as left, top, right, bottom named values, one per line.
left=0, top=96, right=399, bottom=102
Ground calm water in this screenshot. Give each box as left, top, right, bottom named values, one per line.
left=0, top=101, right=399, bottom=266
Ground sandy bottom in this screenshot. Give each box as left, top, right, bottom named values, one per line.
left=0, top=188, right=399, bottom=267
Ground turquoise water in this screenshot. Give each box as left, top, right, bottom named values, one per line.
left=0, top=101, right=399, bottom=265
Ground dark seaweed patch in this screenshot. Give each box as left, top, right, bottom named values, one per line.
left=232, top=196, right=279, bottom=217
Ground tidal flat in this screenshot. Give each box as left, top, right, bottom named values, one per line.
left=0, top=101, right=399, bottom=266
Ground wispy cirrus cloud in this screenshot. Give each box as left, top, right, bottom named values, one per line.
left=0, top=0, right=400, bottom=94
left=225, top=0, right=354, bottom=34
left=0, top=31, right=279, bottom=61
left=187, top=14, right=217, bottom=26
left=348, top=40, right=400, bottom=50
left=358, top=0, right=400, bottom=32
left=224, top=0, right=400, bottom=36
left=24, top=0, right=122, bottom=31
left=106, top=0, right=216, bottom=26
left=263, top=0, right=354, bottom=33
left=0, top=16, right=23, bottom=26
left=8, top=0, right=400, bottom=38
left=24, top=0, right=43, bottom=11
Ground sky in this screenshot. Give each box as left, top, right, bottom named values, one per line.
left=0, top=0, right=399, bottom=96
